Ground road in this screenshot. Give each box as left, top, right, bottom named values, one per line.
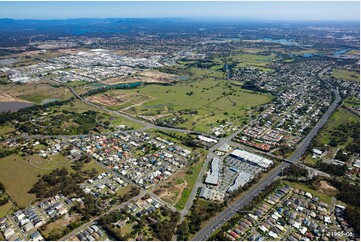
left=192, top=86, right=341, bottom=241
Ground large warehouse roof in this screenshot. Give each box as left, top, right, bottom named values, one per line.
left=205, top=157, right=220, bottom=185
left=230, top=149, right=273, bottom=169
left=227, top=171, right=253, bottom=193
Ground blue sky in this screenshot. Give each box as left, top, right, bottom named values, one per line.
left=0, top=1, right=359, bottom=21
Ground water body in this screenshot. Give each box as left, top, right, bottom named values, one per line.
left=303, top=53, right=314, bottom=58
left=107, top=82, right=142, bottom=89
left=91, top=83, right=107, bottom=87
left=334, top=49, right=351, bottom=56
left=0, top=102, right=34, bottom=113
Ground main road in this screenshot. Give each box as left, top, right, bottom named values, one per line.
left=192, top=87, right=341, bottom=241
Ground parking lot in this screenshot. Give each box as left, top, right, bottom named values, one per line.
left=217, top=156, right=262, bottom=193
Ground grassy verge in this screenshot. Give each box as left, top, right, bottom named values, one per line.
left=175, top=158, right=204, bottom=210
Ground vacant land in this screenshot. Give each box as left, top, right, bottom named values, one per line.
left=0, top=153, right=106, bottom=208
left=343, top=96, right=360, bottom=109
left=316, top=107, right=359, bottom=149
left=112, top=78, right=269, bottom=133
left=332, top=68, right=360, bottom=82
left=282, top=181, right=333, bottom=204
left=230, top=53, right=276, bottom=70
left=0, top=82, right=72, bottom=104
left=175, top=156, right=205, bottom=210
left=0, top=200, right=13, bottom=218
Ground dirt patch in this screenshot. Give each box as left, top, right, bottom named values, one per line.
left=102, top=70, right=177, bottom=85
left=174, top=179, right=188, bottom=203
left=87, top=93, right=154, bottom=109
left=87, top=93, right=129, bottom=106
left=317, top=180, right=338, bottom=196
left=153, top=170, right=187, bottom=205
left=0, top=92, right=32, bottom=103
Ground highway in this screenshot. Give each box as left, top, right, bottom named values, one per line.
left=191, top=87, right=341, bottom=241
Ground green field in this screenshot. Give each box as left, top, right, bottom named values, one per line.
left=332, top=69, right=360, bottom=82
left=343, top=96, right=360, bottom=108
left=114, top=78, right=270, bottom=133
left=0, top=125, right=15, bottom=136
left=316, top=107, right=359, bottom=149
left=116, top=184, right=132, bottom=197
left=0, top=153, right=106, bottom=208
left=230, top=53, right=276, bottom=69
left=20, top=93, right=52, bottom=104
left=0, top=199, right=13, bottom=218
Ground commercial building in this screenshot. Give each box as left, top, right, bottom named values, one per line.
left=227, top=171, right=253, bottom=193
left=230, top=149, right=273, bottom=169
left=205, top=157, right=221, bottom=185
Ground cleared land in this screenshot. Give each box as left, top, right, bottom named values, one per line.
left=102, top=70, right=177, bottom=85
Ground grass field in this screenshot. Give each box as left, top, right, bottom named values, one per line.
left=0, top=200, right=13, bottom=218
left=0, top=153, right=106, bottom=208
left=332, top=69, right=360, bottom=82
left=0, top=125, right=15, bottom=136
left=346, top=49, right=360, bottom=55
left=343, top=96, right=360, bottom=108
left=316, top=107, right=359, bottom=149
left=230, top=53, right=276, bottom=69
left=116, top=184, right=132, bottom=197
left=114, top=78, right=270, bottom=133
left=282, top=181, right=333, bottom=204
left=67, top=80, right=88, bottom=87
left=0, top=82, right=73, bottom=105
left=60, top=100, right=143, bottom=130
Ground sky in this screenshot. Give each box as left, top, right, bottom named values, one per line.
left=0, top=1, right=359, bottom=21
